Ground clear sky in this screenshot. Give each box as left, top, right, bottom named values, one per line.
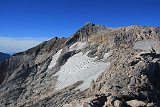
left=0, top=0, right=160, bottom=54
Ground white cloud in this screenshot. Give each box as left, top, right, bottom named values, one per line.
left=0, top=37, right=46, bottom=54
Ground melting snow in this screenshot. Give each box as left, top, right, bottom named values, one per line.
left=55, top=51, right=110, bottom=90
left=103, top=52, right=112, bottom=59
left=69, top=42, right=88, bottom=51
left=48, top=49, right=62, bottom=69
left=133, top=39, right=159, bottom=51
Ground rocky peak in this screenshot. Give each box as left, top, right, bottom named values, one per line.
left=84, top=22, right=95, bottom=27
left=0, top=23, right=160, bottom=107
left=64, top=22, right=107, bottom=46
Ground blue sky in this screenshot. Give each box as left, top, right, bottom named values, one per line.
left=0, top=0, right=160, bottom=54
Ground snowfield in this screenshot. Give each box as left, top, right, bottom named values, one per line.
left=48, top=49, right=62, bottom=70
left=54, top=51, right=110, bottom=90
left=46, top=42, right=111, bottom=91
left=133, top=39, right=159, bottom=51
left=69, top=42, right=88, bottom=51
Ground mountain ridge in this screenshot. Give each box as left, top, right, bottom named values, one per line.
left=0, top=52, right=10, bottom=62
left=0, top=23, right=160, bottom=107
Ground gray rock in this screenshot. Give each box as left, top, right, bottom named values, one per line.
left=0, top=23, right=160, bottom=107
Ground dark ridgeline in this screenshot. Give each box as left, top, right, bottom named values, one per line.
left=0, top=52, right=10, bottom=62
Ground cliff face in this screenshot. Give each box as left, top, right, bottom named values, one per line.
left=0, top=23, right=160, bottom=107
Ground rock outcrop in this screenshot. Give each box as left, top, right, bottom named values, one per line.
left=0, top=23, right=160, bottom=107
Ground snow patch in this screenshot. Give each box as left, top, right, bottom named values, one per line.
left=69, top=42, right=88, bottom=51
left=133, top=39, right=159, bottom=51
left=55, top=51, right=110, bottom=90
left=47, top=49, right=62, bottom=70
left=103, top=52, right=111, bottom=59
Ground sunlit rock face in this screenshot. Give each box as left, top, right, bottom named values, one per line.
left=0, top=23, right=160, bottom=107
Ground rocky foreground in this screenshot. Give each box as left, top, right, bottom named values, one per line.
left=0, top=23, right=160, bottom=107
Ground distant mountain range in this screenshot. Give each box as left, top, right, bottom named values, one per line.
left=0, top=52, right=10, bottom=62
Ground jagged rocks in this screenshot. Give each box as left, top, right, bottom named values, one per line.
left=0, top=23, right=160, bottom=107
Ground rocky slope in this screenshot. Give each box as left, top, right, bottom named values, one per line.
left=0, top=52, right=10, bottom=62
left=0, top=23, right=160, bottom=107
